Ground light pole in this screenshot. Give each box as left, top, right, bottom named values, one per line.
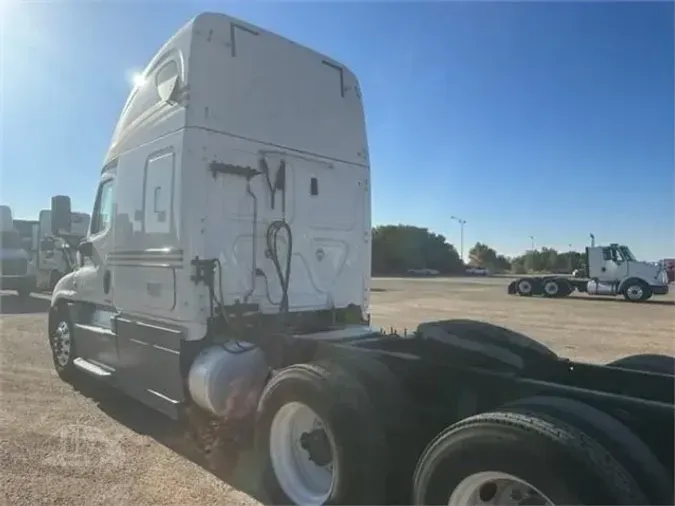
left=450, top=216, right=466, bottom=261
left=525, top=236, right=535, bottom=272
left=568, top=243, right=573, bottom=272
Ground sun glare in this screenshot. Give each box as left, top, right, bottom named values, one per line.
left=132, top=72, right=146, bottom=88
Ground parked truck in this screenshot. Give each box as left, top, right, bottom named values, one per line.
left=47, top=13, right=674, bottom=506
left=0, top=206, right=36, bottom=298
left=13, top=219, right=39, bottom=262
left=13, top=212, right=90, bottom=291
left=508, top=243, right=670, bottom=302
left=35, top=210, right=90, bottom=290
left=660, top=258, right=675, bottom=284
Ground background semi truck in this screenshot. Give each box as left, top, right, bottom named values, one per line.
left=660, top=258, right=675, bottom=283
left=0, top=205, right=36, bottom=298
left=35, top=210, right=90, bottom=290
left=13, top=211, right=90, bottom=291
left=508, top=242, right=670, bottom=302
left=13, top=219, right=39, bottom=262
left=46, top=12, right=674, bottom=506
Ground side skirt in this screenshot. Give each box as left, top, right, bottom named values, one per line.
left=116, top=314, right=186, bottom=420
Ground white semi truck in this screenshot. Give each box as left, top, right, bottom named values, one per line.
left=35, top=210, right=90, bottom=290
left=0, top=206, right=36, bottom=298
left=14, top=212, right=90, bottom=291
left=508, top=243, right=670, bottom=302
left=47, top=13, right=673, bottom=506
left=13, top=218, right=39, bottom=264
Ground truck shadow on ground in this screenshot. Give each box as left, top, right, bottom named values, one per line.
left=70, top=380, right=266, bottom=504
left=0, top=294, right=51, bottom=315
left=566, top=295, right=675, bottom=307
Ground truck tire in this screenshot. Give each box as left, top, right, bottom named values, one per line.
left=417, top=319, right=557, bottom=363
left=622, top=280, right=652, bottom=302
left=327, top=353, right=410, bottom=427
left=515, top=278, right=535, bottom=296
left=255, top=361, right=388, bottom=505
left=559, top=278, right=573, bottom=296
left=607, top=353, right=675, bottom=375
left=504, top=396, right=673, bottom=505
left=48, top=305, right=79, bottom=383
left=412, top=410, right=648, bottom=505
left=542, top=278, right=561, bottom=297
left=328, top=354, right=418, bottom=504
left=542, top=278, right=572, bottom=298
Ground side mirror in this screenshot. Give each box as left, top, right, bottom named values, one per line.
left=78, top=240, right=93, bottom=259
left=51, top=195, right=72, bottom=236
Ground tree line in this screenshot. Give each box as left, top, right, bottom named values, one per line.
left=372, top=225, right=586, bottom=275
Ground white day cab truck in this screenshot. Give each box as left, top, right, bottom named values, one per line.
left=0, top=205, right=36, bottom=299
left=508, top=243, right=670, bottom=302
left=47, top=13, right=674, bottom=506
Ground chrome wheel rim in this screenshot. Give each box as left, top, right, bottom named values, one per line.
left=449, top=471, right=554, bottom=506
left=52, top=321, right=71, bottom=367
left=626, top=285, right=643, bottom=300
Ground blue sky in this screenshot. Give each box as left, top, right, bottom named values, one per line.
left=1, top=1, right=673, bottom=259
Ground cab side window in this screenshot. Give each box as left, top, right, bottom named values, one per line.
left=90, top=179, right=115, bottom=236
left=602, top=247, right=612, bottom=261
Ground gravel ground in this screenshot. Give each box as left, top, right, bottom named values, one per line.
left=1, top=278, right=673, bottom=505
left=370, top=276, right=675, bottom=363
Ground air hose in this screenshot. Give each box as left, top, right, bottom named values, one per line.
left=266, top=220, right=292, bottom=313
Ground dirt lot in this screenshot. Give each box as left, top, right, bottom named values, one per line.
left=370, top=276, right=675, bottom=363
left=1, top=277, right=673, bottom=505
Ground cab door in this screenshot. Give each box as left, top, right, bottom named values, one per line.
left=71, top=171, right=119, bottom=371
left=596, top=246, right=628, bottom=283
left=596, top=247, right=618, bottom=282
